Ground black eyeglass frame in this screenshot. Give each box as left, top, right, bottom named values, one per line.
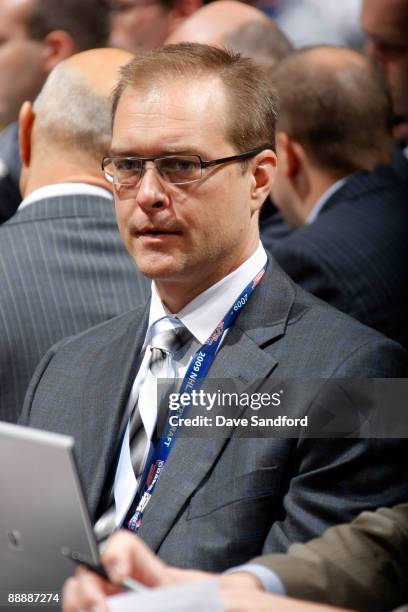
left=101, top=145, right=272, bottom=187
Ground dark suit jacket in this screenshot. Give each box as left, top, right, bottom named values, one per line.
left=0, top=192, right=149, bottom=422
left=0, top=122, right=21, bottom=223
left=19, top=259, right=408, bottom=571
left=261, top=166, right=408, bottom=348
left=392, top=144, right=408, bottom=184
left=254, top=503, right=408, bottom=611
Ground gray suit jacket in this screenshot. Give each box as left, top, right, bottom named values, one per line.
left=0, top=192, right=149, bottom=422
left=254, top=503, right=408, bottom=611
left=20, top=259, right=408, bottom=571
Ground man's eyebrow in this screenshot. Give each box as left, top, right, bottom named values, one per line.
left=107, top=147, right=210, bottom=158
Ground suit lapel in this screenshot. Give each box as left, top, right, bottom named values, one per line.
left=138, top=259, right=296, bottom=551
left=80, top=306, right=150, bottom=517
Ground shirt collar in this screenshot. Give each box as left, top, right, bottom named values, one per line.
left=147, top=242, right=268, bottom=346
left=306, top=176, right=349, bottom=224
left=18, top=183, right=112, bottom=211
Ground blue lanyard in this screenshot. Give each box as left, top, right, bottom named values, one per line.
left=126, top=262, right=268, bottom=532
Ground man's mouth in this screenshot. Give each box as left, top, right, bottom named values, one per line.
left=136, top=227, right=181, bottom=237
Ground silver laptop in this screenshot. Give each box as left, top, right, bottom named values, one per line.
left=0, top=422, right=99, bottom=602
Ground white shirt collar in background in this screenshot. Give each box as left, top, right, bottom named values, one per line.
left=306, top=176, right=349, bottom=224
left=18, top=182, right=112, bottom=211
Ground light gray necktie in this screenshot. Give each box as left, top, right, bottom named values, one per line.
left=149, top=316, right=191, bottom=375
left=129, top=316, right=191, bottom=469
left=94, top=317, right=191, bottom=542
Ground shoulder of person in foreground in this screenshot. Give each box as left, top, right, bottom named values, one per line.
left=251, top=503, right=408, bottom=611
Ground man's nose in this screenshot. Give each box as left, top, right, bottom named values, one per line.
left=136, top=162, right=169, bottom=210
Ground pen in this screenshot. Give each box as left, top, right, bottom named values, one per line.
left=61, top=548, right=146, bottom=592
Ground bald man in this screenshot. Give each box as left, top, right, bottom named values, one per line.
left=166, top=0, right=269, bottom=45
left=0, top=49, right=149, bottom=423
left=166, top=0, right=292, bottom=71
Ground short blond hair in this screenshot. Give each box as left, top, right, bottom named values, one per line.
left=112, top=43, right=278, bottom=153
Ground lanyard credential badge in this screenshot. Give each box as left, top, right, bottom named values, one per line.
left=126, top=262, right=268, bottom=532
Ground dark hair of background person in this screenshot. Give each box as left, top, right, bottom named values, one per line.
left=111, top=42, right=278, bottom=153
left=225, top=19, right=294, bottom=72
left=26, top=0, right=110, bottom=49
left=274, top=45, right=393, bottom=174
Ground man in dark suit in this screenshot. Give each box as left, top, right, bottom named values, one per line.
left=20, top=44, right=408, bottom=573
left=0, top=48, right=149, bottom=423
left=261, top=46, right=408, bottom=348
left=0, top=0, right=110, bottom=223
left=64, top=502, right=408, bottom=611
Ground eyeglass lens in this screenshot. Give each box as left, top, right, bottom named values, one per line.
left=108, top=156, right=202, bottom=185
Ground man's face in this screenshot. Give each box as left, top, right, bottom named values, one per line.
left=108, top=0, right=176, bottom=54
left=0, top=0, right=47, bottom=127
left=111, top=77, right=263, bottom=307
left=362, top=0, right=408, bottom=122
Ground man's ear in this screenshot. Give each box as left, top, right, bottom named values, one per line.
left=277, top=131, right=301, bottom=178
left=250, top=148, right=278, bottom=213
left=41, top=30, right=77, bottom=73
left=19, top=101, right=35, bottom=167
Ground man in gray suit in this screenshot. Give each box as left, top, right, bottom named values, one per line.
left=0, top=48, right=149, bottom=423
left=20, top=44, right=408, bottom=572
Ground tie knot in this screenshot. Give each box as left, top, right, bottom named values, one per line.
left=149, top=317, right=190, bottom=355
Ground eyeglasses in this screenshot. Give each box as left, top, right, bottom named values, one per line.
left=101, top=147, right=270, bottom=190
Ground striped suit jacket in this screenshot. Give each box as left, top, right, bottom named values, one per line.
left=0, top=192, right=149, bottom=423
left=261, top=165, right=408, bottom=348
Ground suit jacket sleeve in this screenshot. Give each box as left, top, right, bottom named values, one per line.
left=19, top=337, right=72, bottom=425
left=252, top=504, right=408, bottom=611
